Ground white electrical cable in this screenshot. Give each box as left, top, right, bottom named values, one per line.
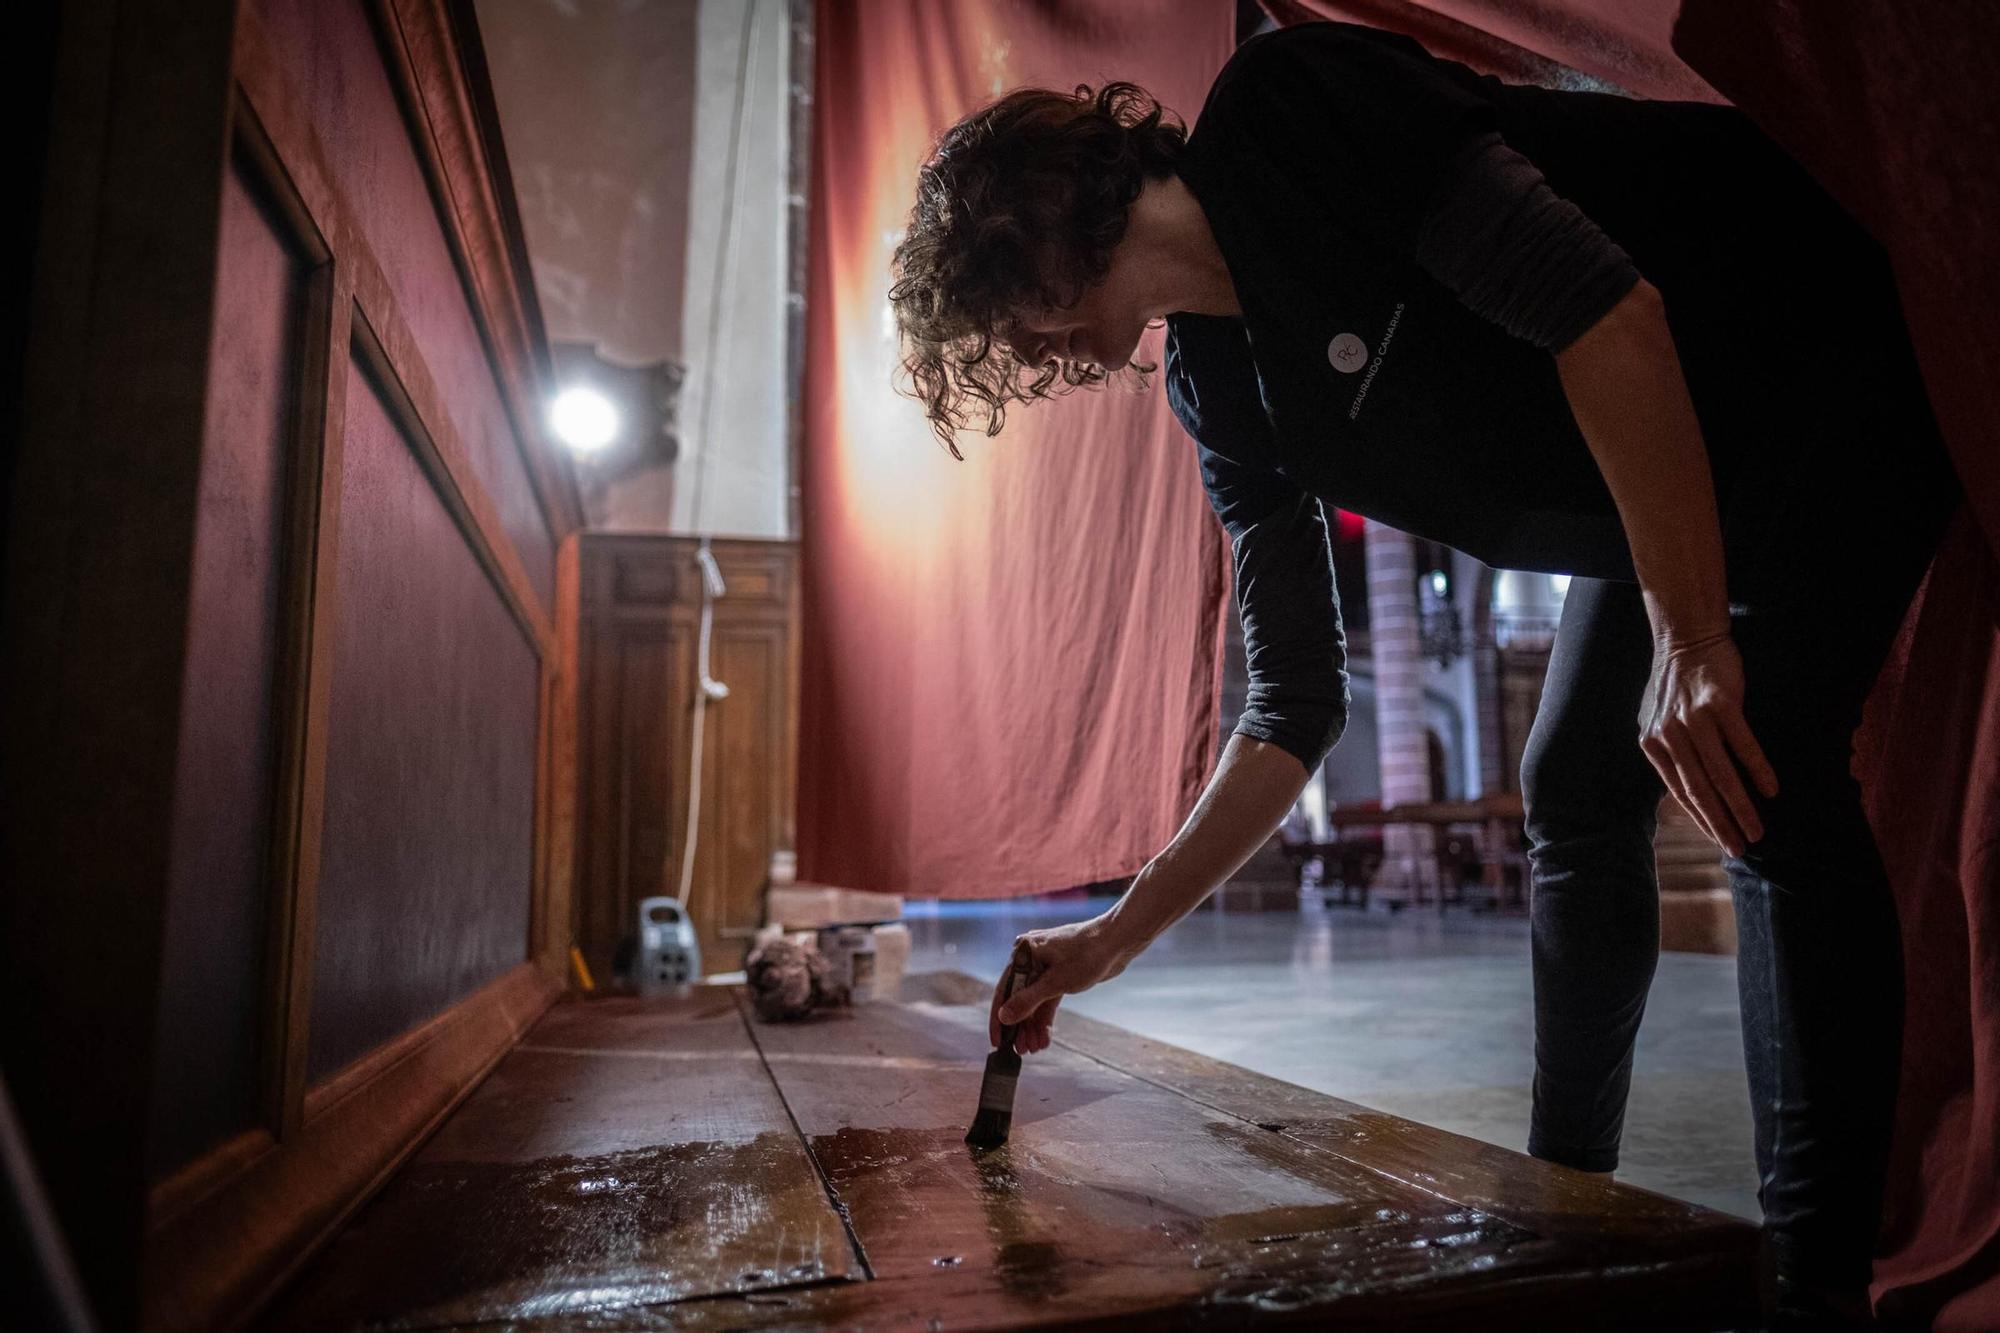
left=676, top=544, right=731, bottom=906
left=672, top=0, right=761, bottom=917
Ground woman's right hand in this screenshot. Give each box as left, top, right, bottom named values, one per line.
left=988, top=911, right=1144, bottom=1056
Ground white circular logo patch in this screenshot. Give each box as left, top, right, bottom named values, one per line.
left=1327, top=332, right=1369, bottom=374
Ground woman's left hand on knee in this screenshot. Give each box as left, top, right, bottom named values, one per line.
left=1637, top=631, right=1781, bottom=858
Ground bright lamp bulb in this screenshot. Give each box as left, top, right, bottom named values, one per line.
left=550, top=387, right=619, bottom=452
left=1427, top=569, right=1449, bottom=598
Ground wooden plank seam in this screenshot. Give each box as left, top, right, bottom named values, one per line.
left=730, top=988, right=878, bottom=1282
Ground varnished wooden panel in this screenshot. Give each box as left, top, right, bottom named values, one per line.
left=1036, top=998, right=1753, bottom=1261
left=575, top=536, right=800, bottom=981
left=731, top=990, right=1751, bottom=1329
left=609, top=554, right=679, bottom=606
left=252, top=0, right=558, bottom=610
left=144, top=964, right=557, bottom=1333
left=307, top=355, right=538, bottom=1083
left=705, top=560, right=784, bottom=605
left=150, top=153, right=311, bottom=1182
left=541, top=531, right=584, bottom=983
left=261, top=991, right=859, bottom=1329
left=703, top=620, right=789, bottom=965
left=265, top=976, right=1757, bottom=1330
left=11, top=0, right=575, bottom=1325
left=719, top=979, right=1754, bottom=1330
left=587, top=539, right=795, bottom=621
left=373, top=0, right=583, bottom=541
left=576, top=623, right=680, bottom=979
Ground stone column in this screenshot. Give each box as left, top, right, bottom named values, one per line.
left=1471, top=566, right=1507, bottom=796
left=1364, top=520, right=1435, bottom=903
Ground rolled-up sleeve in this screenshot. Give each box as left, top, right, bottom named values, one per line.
left=1414, top=131, right=1643, bottom=352
left=1222, top=478, right=1350, bottom=774
left=1167, top=321, right=1349, bottom=776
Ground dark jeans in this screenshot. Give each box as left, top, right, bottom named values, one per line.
left=1519, top=419, right=1960, bottom=1291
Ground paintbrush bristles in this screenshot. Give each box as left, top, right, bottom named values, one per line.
left=965, top=1042, right=1022, bottom=1148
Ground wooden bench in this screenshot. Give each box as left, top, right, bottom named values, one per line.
left=264, top=971, right=1759, bottom=1330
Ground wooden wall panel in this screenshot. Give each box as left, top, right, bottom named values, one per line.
left=707, top=619, right=791, bottom=956
left=143, top=964, right=553, bottom=1331
left=578, top=625, right=675, bottom=979
left=575, top=537, right=799, bottom=979
left=252, top=0, right=558, bottom=610
left=307, top=354, right=540, bottom=1083
left=148, top=155, right=311, bottom=1182
left=2, top=5, right=242, bottom=1319
left=11, top=0, right=582, bottom=1322
left=541, top=532, right=584, bottom=976
left=630, top=624, right=694, bottom=951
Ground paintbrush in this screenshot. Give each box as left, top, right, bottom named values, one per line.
left=965, top=945, right=1030, bottom=1149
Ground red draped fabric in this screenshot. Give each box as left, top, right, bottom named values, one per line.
left=1668, top=8, right=2000, bottom=1325
left=1263, top=1, right=2000, bottom=1320
left=1261, top=0, right=1719, bottom=101
left=797, top=1, right=1235, bottom=898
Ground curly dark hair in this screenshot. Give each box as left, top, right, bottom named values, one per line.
left=888, top=80, right=1189, bottom=459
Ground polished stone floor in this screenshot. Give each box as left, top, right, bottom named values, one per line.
left=905, top=893, right=1762, bottom=1222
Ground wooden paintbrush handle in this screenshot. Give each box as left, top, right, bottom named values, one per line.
left=995, top=942, right=1030, bottom=1046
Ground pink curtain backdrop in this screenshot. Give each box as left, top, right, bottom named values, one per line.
left=1262, top=0, right=1720, bottom=101
left=796, top=0, right=1236, bottom=899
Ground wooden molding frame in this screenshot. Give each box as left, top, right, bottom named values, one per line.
left=371, top=0, right=584, bottom=541
left=142, top=963, right=557, bottom=1332
left=6, top=0, right=577, bottom=1323
left=232, top=15, right=567, bottom=1153
left=135, top=9, right=581, bottom=1328
left=349, top=294, right=557, bottom=657
left=275, top=256, right=355, bottom=1141
left=543, top=532, right=584, bottom=982
left=229, top=15, right=557, bottom=657
left=574, top=535, right=801, bottom=977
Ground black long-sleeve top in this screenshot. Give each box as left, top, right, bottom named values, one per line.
left=1163, top=21, right=1879, bottom=775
